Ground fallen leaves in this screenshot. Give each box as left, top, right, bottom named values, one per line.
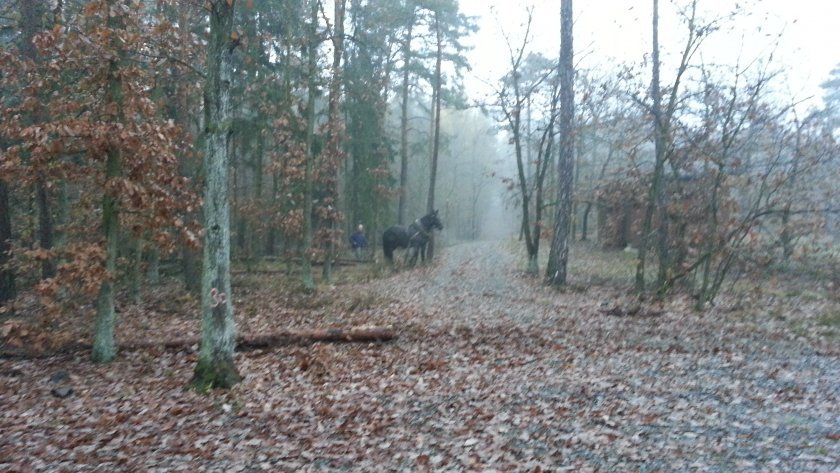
left=1, top=241, right=839, bottom=471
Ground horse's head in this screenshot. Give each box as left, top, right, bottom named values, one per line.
left=423, top=209, right=443, bottom=231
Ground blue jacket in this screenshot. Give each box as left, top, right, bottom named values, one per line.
left=350, top=231, right=367, bottom=249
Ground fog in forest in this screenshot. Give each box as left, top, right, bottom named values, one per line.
left=1, top=0, right=838, bottom=289
left=1, top=1, right=839, bottom=470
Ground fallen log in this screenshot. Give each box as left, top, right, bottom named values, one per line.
left=1, top=327, right=397, bottom=359
left=237, top=327, right=396, bottom=349
left=124, top=327, right=397, bottom=351
left=231, top=258, right=374, bottom=274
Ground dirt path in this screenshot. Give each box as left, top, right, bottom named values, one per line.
left=360, top=240, right=840, bottom=471
left=369, top=240, right=547, bottom=328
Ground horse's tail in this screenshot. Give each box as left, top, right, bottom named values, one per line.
left=382, top=231, right=394, bottom=261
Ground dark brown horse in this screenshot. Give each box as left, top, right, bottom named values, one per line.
left=382, top=210, right=443, bottom=266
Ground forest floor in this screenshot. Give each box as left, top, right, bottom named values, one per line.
left=1, top=240, right=839, bottom=472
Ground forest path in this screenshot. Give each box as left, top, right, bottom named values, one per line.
left=356, top=239, right=840, bottom=471
left=367, top=239, right=564, bottom=333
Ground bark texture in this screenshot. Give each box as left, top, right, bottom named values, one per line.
left=192, top=0, right=241, bottom=390
left=92, top=0, right=126, bottom=363
left=546, top=0, right=575, bottom=286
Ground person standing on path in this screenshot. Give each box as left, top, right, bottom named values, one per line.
left=350, top=224, right=368, bottom=260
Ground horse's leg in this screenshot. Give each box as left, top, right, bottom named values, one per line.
left=409, top=244, right=418, bottom=267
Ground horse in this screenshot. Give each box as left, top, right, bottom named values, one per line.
left=382, top=209, right=443, bottom=266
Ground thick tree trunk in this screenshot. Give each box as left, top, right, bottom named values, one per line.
left=546, top=0, right=574, bottom=286
left=92, top=0, right=126, bottom=363
left=192, top=0, right=241, bottom=390
left=92, top=148, right=121, bottom=363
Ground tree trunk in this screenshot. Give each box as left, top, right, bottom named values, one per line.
left=636, top=0, right=665, bottom=294
left=129, top=234, right=141, bottom=304
left=651, top=0, right=671, bottom=293
left=145, top=243, right=160, bottom=285
left=92, top=146, right=121, bottom=363
left=581, top=202, right=591, bottom=241
left=56, top=181, right=69, bottom=247
left=512, top=95, right=535, bottom=273
left=253, top=129, right=264, bottom=264
left=695, top=165, right=725, bottom=310
left=398, top=21, right=413, bottom=225
left=267, top=175, right=278, bottom=256
left=92, top=0, right=126, bottom=363
left=176, top=2, right=201, bottom=295
left=35, top=175, right=56, bottom=279
left=0, top=181, right=14, bottom=307
left=192, top=0, right=241, bottom=390
left=20, top=0, right=56, bottom=280
left=426, top=14, right=443, bottom=261
left=637, top=0, right=700, bottom=295
left=301, top=0, right=318, bottom=291
left=322, top=0, right=346, bottom=284
left=546, top=0, right=575, bottom=286
left=780, top=123, right=802, bottom=262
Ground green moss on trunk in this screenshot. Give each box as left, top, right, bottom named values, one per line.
left=191, top=357, right=242, bottom=392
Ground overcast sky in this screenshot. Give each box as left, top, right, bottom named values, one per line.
left=458, top=0, right=840, bottom=110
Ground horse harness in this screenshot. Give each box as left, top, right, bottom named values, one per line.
left=408, top=218, right=430, bottom=244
